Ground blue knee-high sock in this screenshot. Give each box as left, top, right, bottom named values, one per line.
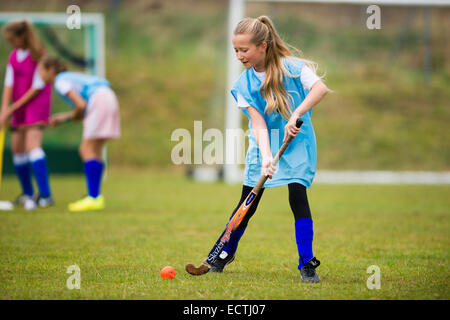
left=13, top=153, right=34, bottom=197
left=295, top=218, right=314, bottom=269
left=223, top=225, right=247, bottom=256
left=83, top=159, right=104, bottom=198
left=30, top=148, right=51, bottom=198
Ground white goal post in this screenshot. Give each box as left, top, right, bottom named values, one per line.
left=0, top=12, right=105, bottom=77
left=223, top=0, right=450, bottom=184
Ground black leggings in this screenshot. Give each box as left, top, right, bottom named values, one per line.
left=231, top=183, right=312, bottom=229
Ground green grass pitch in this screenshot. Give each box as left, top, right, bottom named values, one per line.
left=0, top=170, right=448, bottom=299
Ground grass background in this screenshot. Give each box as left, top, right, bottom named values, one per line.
left=0, top=171, right=448, bottom=299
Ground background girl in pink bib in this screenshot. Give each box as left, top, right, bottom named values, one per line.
left=0, top=20, right=53, bottom=210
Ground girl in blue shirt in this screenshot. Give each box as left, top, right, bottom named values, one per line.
left=210, top=16, right=329, bottom=283
left=38, top=55, right=121, bottom=212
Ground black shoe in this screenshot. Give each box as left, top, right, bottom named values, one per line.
left=299, top=257, right=321, bottom=283
left=210, top=252, right=235, bottom=273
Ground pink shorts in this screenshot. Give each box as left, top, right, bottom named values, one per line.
left=83, top=87, right=121, bottom=140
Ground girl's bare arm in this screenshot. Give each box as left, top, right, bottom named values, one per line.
left=1, top=86, right=12, bottom=110
left=248, top=106, right=276, bottom=178
left=9, top=87, right=41, bottom=113
left=49, top=90, right=87, bottom=127
left=66, top=90, right=87, bottom=121
left=294, top=80, right=329, bottom=118
left=284, top=80, right=329, bottom=141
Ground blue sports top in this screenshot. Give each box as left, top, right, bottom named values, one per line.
left=54, top=71, right=110, bottom=108
left=231, top=57, right=317, bottom=188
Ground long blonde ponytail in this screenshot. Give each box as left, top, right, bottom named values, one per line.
left=234, top=16, right=320, bottom=120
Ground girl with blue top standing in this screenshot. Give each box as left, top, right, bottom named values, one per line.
left=209, top=16, right=329, bottom=283
left=38, top=55, right=120, bottom=212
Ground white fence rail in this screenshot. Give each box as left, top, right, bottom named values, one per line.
left=314, top=171, right=450, bottom=184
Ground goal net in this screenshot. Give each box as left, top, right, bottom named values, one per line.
left=0, top=12, right=105, bottom=174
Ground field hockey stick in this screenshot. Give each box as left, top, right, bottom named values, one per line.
left=186, top=118, right=303, bottom=276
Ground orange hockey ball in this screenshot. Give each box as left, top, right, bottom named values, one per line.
left=160, top=266, right=176, bottom=279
